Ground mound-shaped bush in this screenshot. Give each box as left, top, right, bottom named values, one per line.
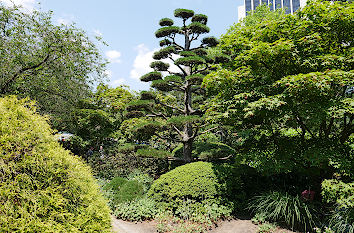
left=148, top=162, right=239, bottom=215
left=104, top=177, right=144, bottom=205
left=0, top=96, right=111, bottom=232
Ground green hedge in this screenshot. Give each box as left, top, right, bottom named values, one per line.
left=148, top=162, right=240, bottom=215
left=0, top=96, right=111, bottom=232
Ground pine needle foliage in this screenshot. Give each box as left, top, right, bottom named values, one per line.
left=126, top=8, right=220, bottom=163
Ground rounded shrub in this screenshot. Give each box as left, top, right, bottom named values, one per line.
left=104, top=176, right=144, bottom=205
left=0, top=96, right=111, bottom=232
left=148, top=162, right=236, bottom=214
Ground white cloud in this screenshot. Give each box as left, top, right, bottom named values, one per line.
left=109, top=78, right=126, bottom=87
left=130, top=44, right=183, bottom=81
left=104, top=69, right=125, bottom=87
left=104, top=70, right=113, bottom=78
left=105, top=50, right=122, bottom=64
left=130, top=44, right=156, bottom=80
left=93, top=29, right=103, bottom=37
left=2, top=0, right=37, bottom=11
left=56, top=14, right=75, bottom=26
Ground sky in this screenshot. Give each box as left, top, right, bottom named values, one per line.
left=2, top=0, right=244, bottom=91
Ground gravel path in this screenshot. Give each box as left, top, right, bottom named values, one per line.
left=111, top=216, right=295, bottom=233
left=111, top=216, right=157, bottom=233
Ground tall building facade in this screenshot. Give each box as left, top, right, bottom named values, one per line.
left=238, top=0, right=307, bottom=21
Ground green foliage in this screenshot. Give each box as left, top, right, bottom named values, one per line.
left=248, top=191, right=316, bottom=231
left=126, top=170, right=154, bottom=192
left=136, top=148, right=172, bottom=158
left=0, top=4, right=107, bottom=131
left=191, top=14, right=208, bottom=24
left=140, top=91, right=156, bottom=100
left=0, top=96, right=111, bottom=232
left=148, top=162, right=236, bottom=216
left=186, top=74, right=204, bottom=85
left=153, top=46, right=177, bottom=60
left=103, top=176, right=128, bottom=192
left=328, top=207, right=354, bottom=233
left=201, top=36, right=219, bottom=47
left=257, top=223, right=276, bottom=233
left=322, top=179, right=354, bottom=208
left=159, top=39, right=172, bottom=47
left=150, top=61, right=170, bottom=71
left=172, top=142, right=236, bottom=160
left=114, top=197, right=160, bottom=221
left=140, top=71, right=163, bottom=82
left=159, top=18, right=174, bottom=26
left=155, top=26, right=180, bottom=38
left=204, top=0, right=354, bottom=176
left=174, top=8, right=194, bottom=19
left=126, top=100, right=154, bottom=112
left=164, top=75, right=183, bottom=83
left=88, top=152, right=169, bottom=180
left=175, top=56, right=205, bottom=66
left=104, top=177, right=144, bottom=205
left=126, top=8, right=218, bottom=163
left=188, top=22, right=210, bottom=34
left=151, top=79, right=173, bottom=91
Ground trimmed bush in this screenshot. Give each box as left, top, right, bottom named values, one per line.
left=148, top=162, right=235, bottom=215
left=0, top=96, right=111, bottom=232
left=104, top=177, right=144, bottom=205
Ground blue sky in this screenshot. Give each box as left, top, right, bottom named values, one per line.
left=2, top=0, right=244, bottom=91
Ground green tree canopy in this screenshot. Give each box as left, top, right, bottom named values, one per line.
left=204, top=1, right=354, bottom=176
left=0, top=3, right=107, bottom=130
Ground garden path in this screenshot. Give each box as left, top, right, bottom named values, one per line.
left=111, top=216, right=296, bottom=233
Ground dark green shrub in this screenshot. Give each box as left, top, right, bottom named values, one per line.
left=88, top=152, right=169, bottom=179
left=103, top=176, right=127, bottom=191
left=104, top=177, right=144, bottom=205
left=172, top=142, right=236, bottom=160
left=148, top=162, right=235, bottom=216
left=127, top=169, right=154, bottom=192
left=115, top=180, right=145, bottom=204
left=248, top=191, right=316, bottom=232
left=0, top=96, right=111, bottom=232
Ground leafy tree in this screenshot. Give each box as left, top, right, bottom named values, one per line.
left=0, top=3, right=106, bottom=130
left=204, top=1, right=353, bottom=176
left=126, top=9, right=222, bottom=162
left=68, top=84, right=134, bottom=153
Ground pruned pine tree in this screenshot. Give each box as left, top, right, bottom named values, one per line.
left=126, top=9, right=224, bottom=163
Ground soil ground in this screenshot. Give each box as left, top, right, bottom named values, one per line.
left=111, top=216, right=296, bottom=233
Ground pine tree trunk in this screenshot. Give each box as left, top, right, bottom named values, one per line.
left=183, top=140, right=193, bottom=163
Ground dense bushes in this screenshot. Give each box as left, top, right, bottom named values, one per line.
left=0, top=96, right=111, bottom=232
left=148, top=161, right=238, bottom=216
left=172, top=142, right=236, bottom=160
left=103, top=177, right=144, bottom=206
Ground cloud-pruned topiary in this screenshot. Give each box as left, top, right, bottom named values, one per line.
left=0, top=96, right=111, bottom=232
left=148, top=162, right=236, bottom=215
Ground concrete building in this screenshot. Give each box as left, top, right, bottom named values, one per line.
left=238, top=0, right=307, bottom=21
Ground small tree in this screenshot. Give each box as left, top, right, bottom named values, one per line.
left=126, top=9, right=223, bottom=162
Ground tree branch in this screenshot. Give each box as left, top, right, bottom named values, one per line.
left=0, top=52, right=51, bottom=94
